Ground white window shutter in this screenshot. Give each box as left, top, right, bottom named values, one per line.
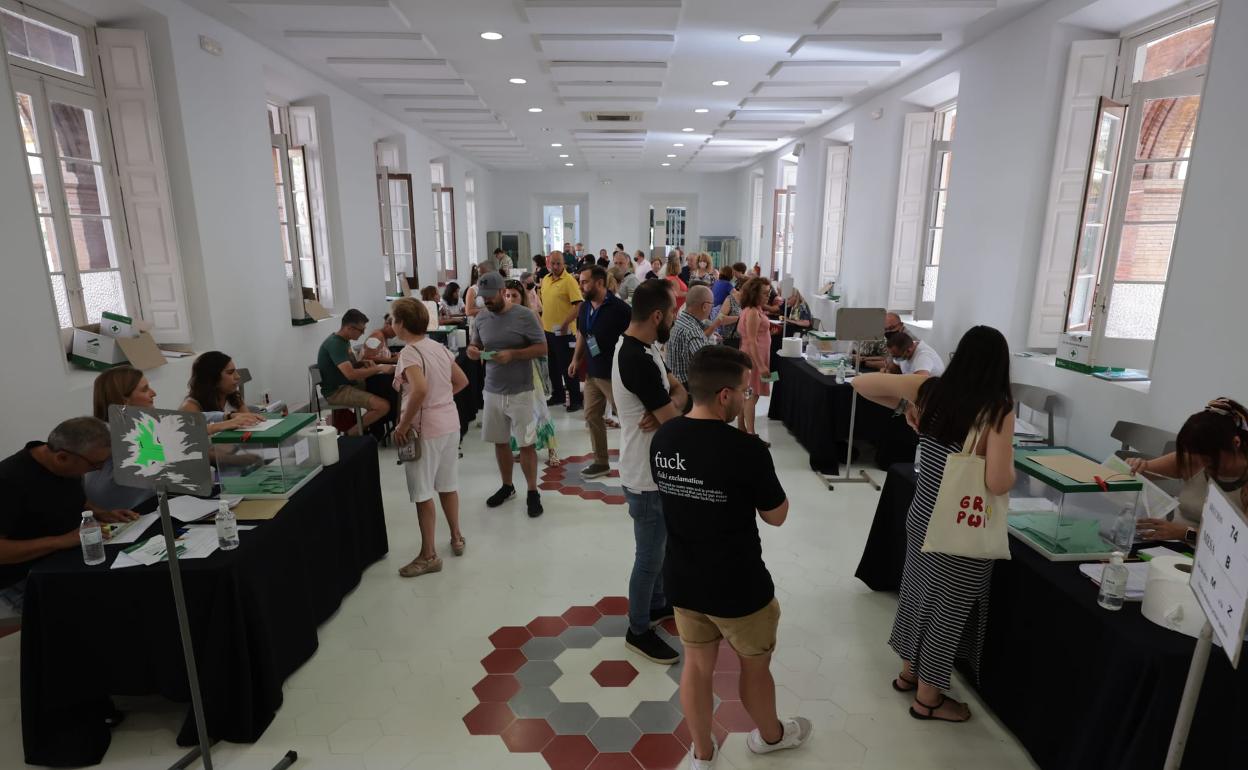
left=289, top=105, right=333, bottom=309
left=1025, top=39, right=1120, bottom=349
left=887, top=112, right=934, bottom=312
left=820, top=144, right=851, bottom=286
left=96, top=28, right=192, bottom=344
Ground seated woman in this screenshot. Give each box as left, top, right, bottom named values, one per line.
left=784, top=289, right=814, bottom=332
left=1130, top=397, right=1248, bottom=544
left=180, top=351, right=264, bottom=434
left=440, top=281, right=465, bottom=320
left=87, top=367, right=159, bottom=511
left=362, top=314, right=399, bottom=364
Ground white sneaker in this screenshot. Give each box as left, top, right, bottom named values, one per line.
left=687, top=736, right=718, bottom=769
left=747, top=716, right=813, bottom=755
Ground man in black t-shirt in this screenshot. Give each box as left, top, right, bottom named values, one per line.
left=651, top=347, right=811, bottom=767
left=570, top=265, right=632, bottom=478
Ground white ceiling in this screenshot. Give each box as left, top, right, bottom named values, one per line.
left=195, top=0, right=1045, bottom=172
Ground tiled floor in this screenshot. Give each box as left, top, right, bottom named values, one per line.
left=0, top=401, right=1040, bottom=769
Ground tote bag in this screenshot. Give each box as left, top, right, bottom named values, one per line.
left=921, top=419, right=1011, bottom=560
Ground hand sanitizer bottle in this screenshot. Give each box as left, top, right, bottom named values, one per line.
left=216, top=500, right=239, bottom=551
left=1097, top=551, right=1128, bottom=611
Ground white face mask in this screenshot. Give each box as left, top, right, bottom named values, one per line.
left=475, top=295, right=485, bottom=308
left=365, top=337, right=381, bottom=350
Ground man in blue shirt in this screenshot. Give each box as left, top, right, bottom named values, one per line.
left=569, top=265, right=633, bottom=478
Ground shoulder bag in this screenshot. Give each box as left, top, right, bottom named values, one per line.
left=920, top=417, right=1012, bottom=560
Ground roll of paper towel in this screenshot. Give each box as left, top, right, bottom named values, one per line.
left=780, top=336, right=803, bottom=357
left=453, top=328, right=467, bottom=348
left=314, top=425, right=340, bottom=466
left=1141, top=554, right=1202, bottom=638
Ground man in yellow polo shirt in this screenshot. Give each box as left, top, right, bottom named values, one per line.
left=540, top=250, right=584, bottom=411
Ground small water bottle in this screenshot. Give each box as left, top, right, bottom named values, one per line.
left=216, top=500, right=239, bottom=551
left=1097, top=551, right=1128, bottom=611
left=835, top=359, right=846, bottom=384
left=1112, top=506, right=1136, bottom=553
left=80, top=511, right=105, bottom=566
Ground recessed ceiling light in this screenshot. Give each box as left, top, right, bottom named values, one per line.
left=661, top=162, right=671, bottom=167
left=480, top=31, right=503, bottom=41
left=666, top=154, right=677, bottom=158
left=564, top=162, right=574, bottom=167
left=508, top=77, right=527, bottom=84
left=681, top=127, right=695, bottom=132
left=551, top=143, right=562, bottom=147
left=694, top=108, right=709, bottom=114
left=559, top=154, right=569, bottom=158
left=738, top=34, right=761, bottom=43
left=528, top=107, right=543, bottom=113
left=711, top=80, right=730, bottom=87
left=673, top=143, right=685, bottom=147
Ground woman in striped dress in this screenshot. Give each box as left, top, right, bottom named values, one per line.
left=853, top=326, right=1015, bottom=722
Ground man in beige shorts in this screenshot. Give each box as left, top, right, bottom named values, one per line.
left=650, top=346, right=811, bottom=769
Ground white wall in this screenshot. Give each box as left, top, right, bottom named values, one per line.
left=486, top=170, right=741, bottom=264
left=0, top=0, right=490, bottom=445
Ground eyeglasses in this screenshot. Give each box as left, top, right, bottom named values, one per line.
left=349, top=324, right=367, bottom=333
left=720, top=385, right=754, bottom=400
left=60, top=448, right=107, bottom=471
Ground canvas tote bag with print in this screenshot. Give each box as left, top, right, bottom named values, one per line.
left=921, top=418, right=1011, bottom=559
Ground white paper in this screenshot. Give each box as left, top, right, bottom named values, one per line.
left=167, top=496, right=220, bottom=523
left=1079, top=561, right=1149, bottom=601
left=1102, top=454, right=1180, bottom=520
left=111, top=527, right=220, bottom=569
left=103, top=513, right=158, bottom=545
left=1014, top=418, right=1043, bottom=438
left=1008, top=497, right=1058, bottom=513
left=293, top=438, right=310, bottom=465
left=245, top=418, right=284, bottom=433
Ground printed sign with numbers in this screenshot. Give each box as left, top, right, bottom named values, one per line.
left=1189, top=482, right=1248, bottom=667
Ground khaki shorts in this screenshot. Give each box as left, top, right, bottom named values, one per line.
left=481, top=390, right=538, bottom=447
left=674, top=598, right=781, bottom=657
left=326, top=384, right=373, bottom=409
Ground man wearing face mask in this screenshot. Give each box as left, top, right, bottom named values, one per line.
left=612, top=280, right=687, bottom=665
left=861, top=312, right=907, bottom=369
left=650, top=346, right=809, bottom=769
left=540, top=250, right=584, bottom=412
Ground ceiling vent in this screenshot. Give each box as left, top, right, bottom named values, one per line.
left=581, top=111, right=643, bottom=122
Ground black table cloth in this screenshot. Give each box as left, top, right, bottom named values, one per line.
left=21, top=437, right=389, bottom=767
left=855, top=465, right=1248, bottom=770
left=766, top=356, right=911, bottom=474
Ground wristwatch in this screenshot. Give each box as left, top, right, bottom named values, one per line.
left=1184, top=527, right=1198, bottom=547
left=894, top=397, right=910, bottom=417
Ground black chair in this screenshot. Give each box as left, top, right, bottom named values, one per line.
left=307, top=364, right=363, bottom=433
left=1011, top=383, right=1060, bottom=446
left=1111, top=421, right=1177, bottom=461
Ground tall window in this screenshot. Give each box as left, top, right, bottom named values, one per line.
left=819, top=144, right=851, bottom=288
left=771, top=159, right=798, bottom=278
left=6, top=5, right=133, bottom=328
left=268, top=102, right=331, bottom=315
left=915, top=103, right=956, bottom=320
left=377, top=172, right=416, bottom=292
left=430, top=161, right=456, bottom=279
left=464, top=174, right=479, bottom=267
left=748, top=173, right=764, bottom=267
left=1064, top=10, right=1213, bottom=369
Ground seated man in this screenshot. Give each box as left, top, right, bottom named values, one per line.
left=317, top=309, right=394, bottom=436
left=883, top=331, right=945, bottom=376
left=0, top=417, right=137, bottom=615
left=861, top=312, right=907, bottom=369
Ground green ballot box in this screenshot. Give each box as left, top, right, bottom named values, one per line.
left=211, top=413, right=322, bottom=498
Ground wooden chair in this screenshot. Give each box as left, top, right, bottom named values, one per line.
left=1111, top=421, right=1177, bottom=461
left=1011, top=383, right=1060, bottom=446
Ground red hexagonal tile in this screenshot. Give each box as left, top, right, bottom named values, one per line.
left=463, top=702, right=516, bottom=735
left=591, top=660, right=639, bottom=687
left=527, top=616, right=570, bottom=637
left=482, top=648, right=527, bottom=674
left=712, top=701, right=754, bottom=732
left=631, top=733, right=686, bottom=770
left=672, top=718, right=728, bottom=749
left=587, top=753, right=642, bottom=770
left=607, top=469, right=621, bottom=477
left=546, top=469, right=567, bottom=481
left=472, top=674, right=521, bottom=703
left=602, top=495, right=627, bottom=505
left=561, top=605, right=604, bottom=626
left=580, top=490, right=606, bottom=501
left=490, top=626, right=533, bottom=649
left=595, top=596, right=629, bottom=615
left=542, top=734, right=599, bottom=770
left=502, top=718, right=556, bottom=753
left=711, top=671, right=739, bottom=700
left=658, top=618, right=678, bottom=636
left=560, top=486, right=585, bottom=496
left=714, top=641, right=740, bottom=671
left=539, top=481, right=564, bottom=491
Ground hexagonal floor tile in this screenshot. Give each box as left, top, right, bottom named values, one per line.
left=482, top=648, right=527, bottom=674
left=667, top=686, right=719, bottom=713
left=473, top=674, right=522, bottom=703
left=516, top=660, right=563, bottom=687
left=509, top=686, right=561, bottom=719
left=463, top=702, right=516, bottom=735
left=523, top=635, right=567, bottom=661
left=629, top=700, right=682, bottom=734
left=587, top=752, right=643, bottom=770
left=587, top=716, right=641, bottom=753
left=501, top=717, right=556, bottom=753
left=490, top=626, right=534, bottom=649
left=542, top=734, right=600, bottom=770
left=594, top=596, right=629, bottom=616
left=528, top=616, right=571, bottom=637
left=672, top=718, right=728, bottom=750
left=711, top=671, right=739, bottom=700
left=630, top=733, right=686, bottom=770
left=712, top=701, right=754, bottom=732
left=591, top=660, right=639, bottom=688
left=562, top=605, right=604, bottom=626
left=560, top=626, right=603, bottom=649
left=548, top=701, right=600, bottom=735
left=714, top=641, right=741, bottom=671
left=593, top=615, right=629, bottom=638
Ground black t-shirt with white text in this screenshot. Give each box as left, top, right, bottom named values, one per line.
left=0, top=442, right=86, bottom=589
left=651, top=418, right=786, bottom=618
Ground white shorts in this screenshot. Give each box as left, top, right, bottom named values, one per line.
left=404, top=432, right=460, bottom=503
left=481, top=390, right=538, bottom=447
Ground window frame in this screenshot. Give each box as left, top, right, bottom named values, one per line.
left=0, top=1, right=91, bottom=87
left=378, top=171, right=416, bottom=293
left=1115, top=3, right=1216, bottom=101
left=771, top=186, right=795, bottom=280
left=914, top=102, right=956, bottom=321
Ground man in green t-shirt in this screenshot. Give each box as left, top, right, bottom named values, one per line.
left=317, top=309, right=394, bottom=436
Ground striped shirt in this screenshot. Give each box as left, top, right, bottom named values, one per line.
left=665, top=309, right=711, bottom=385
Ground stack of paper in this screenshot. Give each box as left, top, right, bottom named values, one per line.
left=168, top=496, right=220, bottom=523
left=112, top=528, right=220, bottom=570
left=101, top=513, right=158, bottom=545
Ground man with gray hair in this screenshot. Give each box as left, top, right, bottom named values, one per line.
left=0, top=417, right=137, bottom=613
left=666, top=284, right=726, bottom=390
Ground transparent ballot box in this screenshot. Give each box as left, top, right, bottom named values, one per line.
left=211, top=413, right=322, bottom=498
left=1007, top=447, right=1142, bottom=562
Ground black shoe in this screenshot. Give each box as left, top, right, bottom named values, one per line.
left=546, top=396, right=562, bottom=407
left=487, top=484, right=516, bottom=508
left=581, top=463, right=611, bottom=479
left=566, top=402, right=583, bottom=413
left=626, top=629, right=680, bottom=664
left=650, top=605, right=674, bottom=625
left=527, top=490, right=544, bottom=518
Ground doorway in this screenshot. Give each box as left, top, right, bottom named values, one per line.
left=543, top=204, right=581, bottom=254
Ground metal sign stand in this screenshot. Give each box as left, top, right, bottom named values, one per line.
left=817, top=307, right=885, bottom=492
left=1163, top=621, right=1213, bottom=769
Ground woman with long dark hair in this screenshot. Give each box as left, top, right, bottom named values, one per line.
left=853, top=325, right=1016, bottom=723
left=179, top=351, right=263, bottom=432
left=441, top=281, right=465, bottom=319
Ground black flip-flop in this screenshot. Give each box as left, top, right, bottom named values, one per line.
left=909, top=694, right=971, bottom=722
left=891, top=674, right=917, bottom=692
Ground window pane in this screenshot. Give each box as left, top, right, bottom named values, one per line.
left=931, top=190, right=947, bottom=228
left=1114, top=222, right=1176, bottom=283
left=2, top=11, right=28, bottom=57
left=1124, top=162, right=1187, bottom=224
left=271, top=147, right=284, bottom=185
left=38, top=215, right=61, bottom=271
left=1093, top=112, right=1121, bottom=170
left=1, top=10, right=83, bottom=76
left=15, top=92, right=38, bottom=152
left=274, top=183, right=287, bottom=224
left=1105, top=282, right=1165, bottom=339
left=69, top=216, right=118, bottom=270
left=60, top=160, right=110, bottom=216
left=1136, top=20, right=1214, bottom=83
left=49, top=273, right=71, bottom=328
left=938, top=151, right=952, bottom=186
left=922, top=266, right=939, bottom=302
left=391, top=205, right=410, bottom=229
left=50, top=102, right=98, bottom=160
left=278, top=224, right=293, bottom=264
left=1083, top=170, right=1112, bottom=226
left=28, top=156, right=51, bottom=213
left=927, top=227, right=944, bottom=267
left=1135, top=96, right=1200, bottom=160
left=81, top=270, right=127, bottom=323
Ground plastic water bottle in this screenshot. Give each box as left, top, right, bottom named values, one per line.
left=1097, top=551, right=1128, bottom=611
left=80, top=511, right=105, bottom=566
left=835, top=358, right=846, bottom=384
left=1112, top=506, right=1136, bottom=553
left=216, top=500, right=239, bottom=551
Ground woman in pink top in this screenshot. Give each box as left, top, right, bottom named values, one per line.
left=737, top=277, right=772, bottom=445
left=391, top=298, right=469, bottom=577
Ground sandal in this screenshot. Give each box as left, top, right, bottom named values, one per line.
left=545, top=456, right=563, bottom=467
left=398, top=555, right=442, bottom=578
left=605, top=417, right=620, bottom=429
left=451, top=536, right=466, bottom=557
left=891, top=673, right=917, bottom=692
left=909, top=694, right=971, bottom=723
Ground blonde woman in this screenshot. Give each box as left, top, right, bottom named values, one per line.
left=690, top=253, right=716, bottom=284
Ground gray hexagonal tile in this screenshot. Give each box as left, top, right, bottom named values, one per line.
left=515, top=660, right=562, bottom=687
left=559, top=626, right=602, bottom=650
left=508, top=686, right=560, bottom=718
left=593, top=615, right=629, bottom=638
left=668, top=687, right=719, bottom=712
left=629, top=700, right=682, bottom=733
left=587, top=716, right=641, bottom=753
left=666, top=661, right=683, bottom=685
left=521, top=636, right=566, bottom=661
left=547, top=701, right=600, bottom=735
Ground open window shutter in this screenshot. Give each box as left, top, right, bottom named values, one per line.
left=1025, top=39, right=1120, bottom=348
left=96, top=28, right=192, bottom=344
left=820, top=144, right=851, bottom=285
left=289, top=105, right=333, bottom=309
left=887, top=111, right=934, bottom=311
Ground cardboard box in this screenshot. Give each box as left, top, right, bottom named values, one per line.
left=99, top=310, right=139, bottom=338
left=70, top=323, right=167, bottom=371
left=1055, top=332, right=1117, bottom=374
left=303, top=299, right=331, bottom=321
